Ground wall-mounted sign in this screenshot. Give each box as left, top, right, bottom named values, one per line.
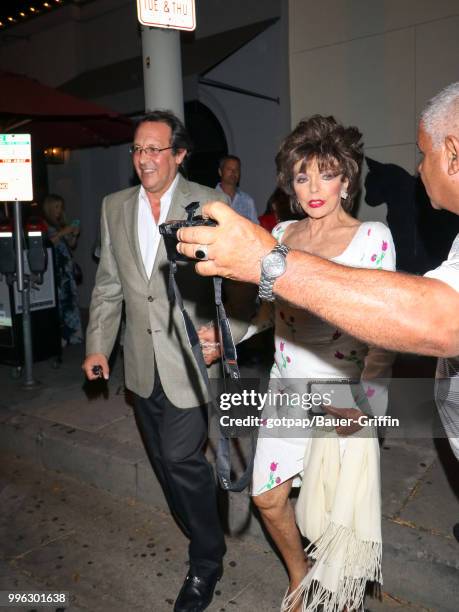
left=136, top=0, right=196, bottom=31
left=0, top=134, right=33, bottom=202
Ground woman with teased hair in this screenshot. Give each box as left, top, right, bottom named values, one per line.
left=244, top=115, right=396, bottom=611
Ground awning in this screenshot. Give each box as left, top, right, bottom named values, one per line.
left=0, top=70, right=134, bottom=148
left=60, top=18, right=278, bottom=100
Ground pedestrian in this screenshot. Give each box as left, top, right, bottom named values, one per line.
left=82, top=110, right=247, bottom=612
left=216, top=155, right=259, bottom=223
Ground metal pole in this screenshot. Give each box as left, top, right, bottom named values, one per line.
left=13, top=202, right=24, bottom=291
left=13, top=201, right=38, bottom=388
left=141, top=26, right=184, bottom=120
left=21, top=277, right=36, bottom=387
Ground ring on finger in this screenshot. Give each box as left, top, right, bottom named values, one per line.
left=195, top=245, right=209, bottom=261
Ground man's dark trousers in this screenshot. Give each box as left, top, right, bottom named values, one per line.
left=133, top=373, right=225, bottom=577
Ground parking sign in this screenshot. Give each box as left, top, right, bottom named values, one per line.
left=0, top=134, right=33, bottom=202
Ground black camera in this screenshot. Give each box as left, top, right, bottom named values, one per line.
left=159, top=201, right=216, bottom=262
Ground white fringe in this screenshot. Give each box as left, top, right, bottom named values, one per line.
left=281, top=522, right=382, bottom=612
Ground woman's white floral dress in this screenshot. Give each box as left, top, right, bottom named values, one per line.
left=250, top=220, right=396, bottom=495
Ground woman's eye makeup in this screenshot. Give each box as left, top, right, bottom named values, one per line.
left=321, top=171, right=340, bottom=180
left=294, top=172, right=340, bottom=182
left=294, top=174, right=308, bottom=183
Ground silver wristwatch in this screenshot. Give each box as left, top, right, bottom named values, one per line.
left=258, top=243, right=290, bottom=302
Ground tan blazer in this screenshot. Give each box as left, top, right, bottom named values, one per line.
left=86, top=175, right=248, bottom=406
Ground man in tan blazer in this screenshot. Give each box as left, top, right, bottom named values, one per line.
left=83, top=111, right=246, bottom=612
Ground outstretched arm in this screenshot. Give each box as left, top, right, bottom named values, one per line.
left=177, top=201, right=459, bottom=357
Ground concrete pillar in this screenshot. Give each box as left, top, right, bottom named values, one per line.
left=141, top=26, right=184, bottom=120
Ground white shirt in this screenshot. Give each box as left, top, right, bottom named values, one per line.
left=137, top=174, right=179, bottom=278
left=424, top=233, right=459, bottom=459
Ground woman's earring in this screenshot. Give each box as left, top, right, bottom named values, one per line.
left=340, top=190, right=348, bottom=200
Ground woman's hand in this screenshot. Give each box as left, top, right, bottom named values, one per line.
left=198, top=323, right=221, bottom=365
left=324, top=405, right=364, bottom=436
left=58, top=225, right=77, bottom=238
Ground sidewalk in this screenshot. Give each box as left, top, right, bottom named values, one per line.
left=0, top=345, right=458, bottom=611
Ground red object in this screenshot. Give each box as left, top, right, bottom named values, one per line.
left=0, top=70, right=134, bottom=148
left=25, top=217, right=48, bottom=233
left=258, top=212, right=278, bottom=233
left=0, top=219, right=13, bottom=232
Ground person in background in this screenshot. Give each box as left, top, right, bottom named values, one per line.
left=259, top=187, right=302, bottom=232
left=258, top=188, right=283, bottom=232
left=216, top=155, right=259, bottom=224
left=215, top=155, right=260, bottom=338
left=42, top=193, right=83, bottom=346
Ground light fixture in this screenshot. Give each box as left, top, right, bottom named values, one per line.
left=30, top=7, right=36, bottom=13
left=19, top=12, right=26, bottom=17
left=44, top=147, right=66, bottom=164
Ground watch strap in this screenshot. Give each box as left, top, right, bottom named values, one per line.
left=258, top=243, right=290, bottom=302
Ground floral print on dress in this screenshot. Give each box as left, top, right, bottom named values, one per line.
left=334, top=349, right=364, bottom=370
left=257, top=461, right=282, bottom=493
left=279, top=341, right=292, bottom=369
left=47, top=226, right=83, bottom=345
left=273, top=225, right=288, bottom=241
left=279, top=310, right=297, bottom=337
left=365, top=386, right=375, bottom=398
left=370, top=239, right=388, bottom=269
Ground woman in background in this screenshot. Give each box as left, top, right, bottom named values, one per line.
left=43, top=193, right=83, bottom=346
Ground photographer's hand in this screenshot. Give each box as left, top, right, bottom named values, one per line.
left=177, top=201, right=275, bottom=283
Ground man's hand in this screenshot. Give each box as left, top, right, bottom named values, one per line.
left=177, top=201, right=276, bottom=283
left=324, top=405, right=364, bottom=436
left=82, top=353, right=109, bottom=380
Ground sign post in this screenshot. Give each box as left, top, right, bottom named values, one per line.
left=136, top=1, right=196, bottom=120
left=0, top=134, right=38, bottom=387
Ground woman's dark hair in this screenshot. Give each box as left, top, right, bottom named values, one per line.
left=276, top=115, right=363, bottom=214
left=136, top=110, right=193, bottom=155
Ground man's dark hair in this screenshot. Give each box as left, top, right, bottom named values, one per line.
left=136, top=110, right=192, bottom=155
left=219, top=155, right=241, bottom=171
left=276, top=115, right=363, bottom=214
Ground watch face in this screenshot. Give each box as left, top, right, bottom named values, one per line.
left=262, top=252, right=286, bottom=277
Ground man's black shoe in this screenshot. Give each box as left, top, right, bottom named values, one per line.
left=453, top=522, right=459, bottom=542
left=173, top=569, right=221, bottom=612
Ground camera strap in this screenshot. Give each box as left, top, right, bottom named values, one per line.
left=167, top=261, right=256, bottom=492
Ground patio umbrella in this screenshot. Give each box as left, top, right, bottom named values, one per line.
left=0, top=70, right=134, bottom=148
left=0, top=70, right=134, bottom=387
